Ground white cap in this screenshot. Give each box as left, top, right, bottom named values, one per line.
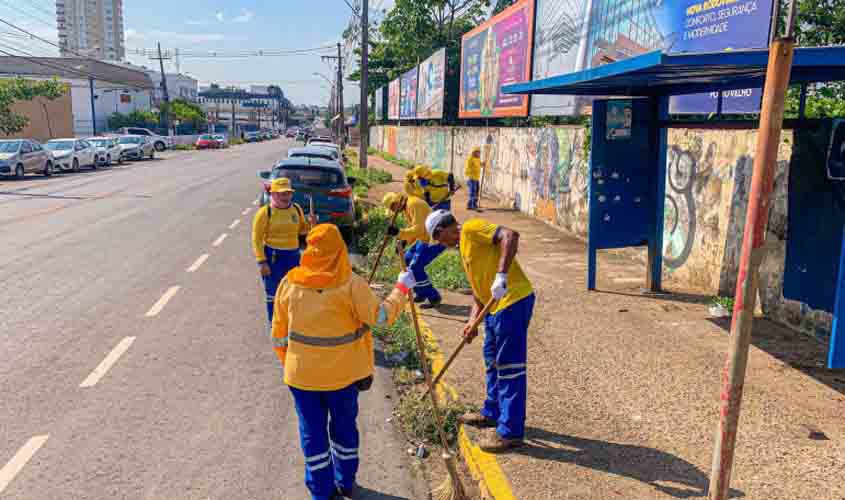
left=425, top=209, right=452, bottom=240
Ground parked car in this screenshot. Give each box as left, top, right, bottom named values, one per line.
left=45, top=138, right=97, bottom=172
left=88, top=137, right=123, bottom=166
left=295, top=130, right=308, bottom=142
left=117, top=135, right=155, bottom=161
left=258, top=158, right=358, bottom=242
left=195, top=134, right=220, bottom=149
left=117, top=127, right=172, bottom=151
left=286, top=128, right=298, bottom=138
left=288, top=146, right=340, bottom=163
left=244, top=131, right=262, bottom=143
left=0, top=139, right=54, bottom=178
left=212, top=134, right=229, bottom=148
left=262, top=130, right=273, bottom=140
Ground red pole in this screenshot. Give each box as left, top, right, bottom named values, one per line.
left=708, top=27, right=797, bottom=500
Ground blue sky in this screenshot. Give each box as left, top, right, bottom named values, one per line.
left=0, top=0, right=394, bottom=105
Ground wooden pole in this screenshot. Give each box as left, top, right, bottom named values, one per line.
left=708, top=3, right=797, bottom=497
left=367, top=209, right=402, bottom=284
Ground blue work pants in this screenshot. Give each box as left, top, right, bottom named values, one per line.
left=262, top=246, right=301, bottom=324
left=467, top=179, right=480, bottom=209
left=404, top=241, right=446, bottom=303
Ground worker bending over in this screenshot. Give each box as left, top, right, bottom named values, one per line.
left=272, top=224, right=415, bottom=500
left=414, top=165, right=457, bottom=211
left=252, top=177, right=315, bottom=326
left=465, top=147, right=484, bottom=211
left=425, top=210, right=535, bottom=452
left=383, top=191, right=445, bottom=307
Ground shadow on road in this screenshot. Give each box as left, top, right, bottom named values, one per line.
left=345, top=484, right=411, bottom=500
left=512, top=427, right=744, bottom=499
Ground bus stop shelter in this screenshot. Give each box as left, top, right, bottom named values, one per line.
left=503, top=46, right=845, bottom=370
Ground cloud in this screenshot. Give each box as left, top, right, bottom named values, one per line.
left=215, top=11, right=225, bottom=22
left=125, top=29, right=225, bottom=44
left=233, top=9, right=254, bottom=23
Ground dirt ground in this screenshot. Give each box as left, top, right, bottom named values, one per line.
left=364, top=154, right=845, bottom=500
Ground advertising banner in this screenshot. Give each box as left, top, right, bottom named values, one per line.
left=374, top=87, right=385, bottom=121
left=417, top=48, right=446, bottom=119
left=400, top=67, right=419, bottom=119
left=459, top=0, right=535, bottom=118
left=388, top=79, right=400, bottom=120
left=529, top=0, right=774, bottom=116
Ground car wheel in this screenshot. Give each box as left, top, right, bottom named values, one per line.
left=72, top=158, right=79, bottom=172
left=154, top=141, right=165, bottom=152
left=106, top=155, right=112, bottom=167
left=149, top=150, right=155, bottom=160
left=92, top=157, right=99, bottom=170
left=118, top=154, right=124, bottom=165
left=43, top=161, right=54, bottom=177
left=15, top=164, right=25, bottom=179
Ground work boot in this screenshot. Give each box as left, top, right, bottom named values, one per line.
left=413, top=295, right=427, bottom=303
left=336, top=483, right=359, bottom=498
left=457, top=411, right=496, bottom=428
left=420, top=296, right=442, bottom=309
left=478, top=432, right=524, bottom=453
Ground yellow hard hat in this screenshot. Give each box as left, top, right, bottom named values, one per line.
left=413, top=165, right=432, bottom=180
left=270, top=177, right=295, bottom=193
left=382, top=192, right=403, bottom=209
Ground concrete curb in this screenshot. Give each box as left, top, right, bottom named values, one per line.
left=414, top=312, right=516, bottom=500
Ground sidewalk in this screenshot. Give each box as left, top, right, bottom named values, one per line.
left=365, top=154, right=845, bottom=500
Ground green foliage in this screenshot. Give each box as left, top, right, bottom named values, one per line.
left=108, top=110, right=158, bottom=130
left=395, top=389, right=470, bottom=446
left=0, top=78, right=65, bottom=135
left=427, top=250, right=469, bottom=291
left=712, top=296, right=735, bottom=312
left=172, top=144, right=195, bottom=151
left=229, top=137, right=245, bottom=146
left=163, top=99, right=206, bottom=128
left=372, top=313, right=423, bottom=370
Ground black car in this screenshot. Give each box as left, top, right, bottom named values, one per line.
left=287, top=146, right=340, bottom=163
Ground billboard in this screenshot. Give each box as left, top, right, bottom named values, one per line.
left=530, top=0, right=775, bottom=115
left=459, top=0, right=535, bottom=118
left=417, top=48, right=446, bottom=119
left=400, top=67, right=419, bottom=119
left=388, top=79, right=400, bottom=120
left=374, top=86, right=385, bottom=121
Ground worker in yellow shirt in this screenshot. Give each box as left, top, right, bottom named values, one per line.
left=465, top=146, right=484, bottom=211
left=414, top=165, right=457, bottom=211
left=272, top=224, right=415, bottom=500
left=425, top=210, right=535, bottom=452
left=383, top=190, right=445, bottom=307
left=252, top=177, right=315, bottom=326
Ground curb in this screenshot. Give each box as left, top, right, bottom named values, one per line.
left=415, top=313, right=516, bottom=500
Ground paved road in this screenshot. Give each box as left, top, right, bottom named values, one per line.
left=0, top=140, right=423, bottom=500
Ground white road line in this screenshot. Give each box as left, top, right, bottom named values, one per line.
left=145, top=286, right=181, bottom=317
left=241, top=208, right=251, bottom=215
left=187, top=254, right=209, bottom=273
left=228, top=219, right=240, bottom=229
left=0, top=435, right=49, bottom=494
left=79, top=337, right=136, bottom=388
left=212, top=233, right=228, bottom=247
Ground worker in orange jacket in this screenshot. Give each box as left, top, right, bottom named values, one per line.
left=272, top=224, right=415, bottom=500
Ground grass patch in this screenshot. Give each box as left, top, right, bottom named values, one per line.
left=344, top=147, right=393, bottom=198
left=395, top=390, right=470, bottom=447
left=428, top=250, right=469, bottom=291
left=711, top=295, right=735, bottom=311
left=372, top=313, right=422, bottom=370
left=172, top=144, right=195, bottom=151
left=230, top=138, right=245, bottom=146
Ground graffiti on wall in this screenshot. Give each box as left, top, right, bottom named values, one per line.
left=663, top=146, right=698, bottom=270
left=385, top=126, right=398, bottom=156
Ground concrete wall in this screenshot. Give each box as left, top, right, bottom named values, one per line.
left=1, top=84, right=73, bottom=142
left=371, top=124, right=831, bottom=339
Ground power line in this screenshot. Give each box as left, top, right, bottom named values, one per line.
left=127, top=45, right=336, bottom=59
left=0, top=0, right=54, bottom=28
left=20, top=0, right=54, bottom=17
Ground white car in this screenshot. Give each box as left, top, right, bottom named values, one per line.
left=117, top=127, right=172, bottom=151
left=88, top=137, right=123, bottom=166
left=212, top=134, right=229, bottom=148
left=117, top=135, right=155, bottom=161
left=45, top=138, right=97, bottom=172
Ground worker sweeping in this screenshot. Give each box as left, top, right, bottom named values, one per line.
left=252, top=177, right=315, bottom=326
left=465, top=147, right=483, bottom=211
left=271, top=224, right=415, bottom=500
left=383, top=190, right=445, bottom=308
left=425, top=210, right=535, bottom=452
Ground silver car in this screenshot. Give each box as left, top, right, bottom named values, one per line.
left=45, top=138, right=98, bottom=172
left=88, top=137, right=124, bottom=166
left=117, top=135, right=155, bottom=161
left=0, top=139, right=55, bottom=178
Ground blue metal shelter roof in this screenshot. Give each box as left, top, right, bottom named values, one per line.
left=503, top=47, right=845, bottom=98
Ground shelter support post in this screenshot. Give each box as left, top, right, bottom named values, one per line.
left=646, top=96, right=668, bottom=292
left=708, top=37, right=796, bottom=500
left=829, top=227, right=845, bottom=369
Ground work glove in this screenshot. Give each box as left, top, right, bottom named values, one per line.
left=259, top=262, right=271, bottom=277
left=387, top=225, right=400, bottom=237
left=491, top=273, right=508, bottom=300
left=397, top=271, right=416, bottom=292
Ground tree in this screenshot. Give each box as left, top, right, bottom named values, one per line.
left=107, top=110, right=158, bottom=130
left=165, top=99, right=206, bottom=129
left=0, top=78, right=65, bottom=135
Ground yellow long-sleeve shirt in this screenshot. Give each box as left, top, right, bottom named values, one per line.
left=465, top=155, right=482, bottom=181
left=251, top=204, right=309, bottom=262
left=398, top=195, right=431, bottom=244
left=425, top=170, right=452, bottom=204
left=271, top=275, right=408, bottom=391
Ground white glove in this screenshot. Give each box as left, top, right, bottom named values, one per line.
left=491, top=273, right=508, bottom=300
left=397, top=271, right=416, bottom=291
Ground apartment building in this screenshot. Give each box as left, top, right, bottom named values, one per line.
left=57, top=0, right=126, bottom=61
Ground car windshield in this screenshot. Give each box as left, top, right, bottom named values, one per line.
left=309, top=147, right=339, bottom=159
left=200, top=135, right=214, bottom=140
left=0, top=141, right=21, bottom=153
left=45, top=141, right=74, bottom=150
left=88, top=139, right=109, bottom=147
left=213, top=135, right=225, bottom=140
left=119, top=137, right=142, bottom=144
left=290, top=153, right=334, bottom=161
left=273, top=167, right=343, bottom=188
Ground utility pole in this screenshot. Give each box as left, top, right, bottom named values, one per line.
left=151, top=43, right=172, bottom=135
left=337, top=42, right=345, bottom=149
left=707, top=1, right=798, bottom=499
left=359, top=0, right=369, bottom=168
left=230, top=88, right=236, bottom=138
left=88, top=77, right=97, bottom=136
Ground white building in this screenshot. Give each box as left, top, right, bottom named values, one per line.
left=0, top=57, right=153, bottom=136
left=147, top=72, right=199, bottom=105
left=57, top=0, right=125, bottom=61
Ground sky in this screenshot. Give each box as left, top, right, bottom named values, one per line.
left=0, top=0, right=396, bottom=106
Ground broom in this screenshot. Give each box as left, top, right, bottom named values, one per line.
left=398, top=242, right=469, bottom=500
left=419, top=297, right=496, bottom=401
left=367, top=208, right=402, bottom=284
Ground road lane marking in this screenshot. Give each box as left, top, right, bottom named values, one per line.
left=0, top=435, right=49, bottom=494
left=212, top=233, right=228, bottom=247
left=187, top=254, right=209, bottom=273
left=228, top=219, right=240, bottom=229
left=241, top=208, right=251, bottom=215
left=145, top=286, right=181, bottom=317
left=79, top=337, right=136, bottom=388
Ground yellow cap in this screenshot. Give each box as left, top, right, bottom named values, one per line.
left=382, top=192, right=403, bottom=209
left=413, top=165, right=432, bottom=180
left=270, top=177, right=295, bottom=193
